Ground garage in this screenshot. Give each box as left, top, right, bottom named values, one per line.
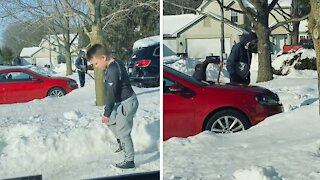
left=187, top=38, right=231, bottom=59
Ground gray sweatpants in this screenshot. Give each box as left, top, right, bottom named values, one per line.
left=107, top=93, right=139, bottom=162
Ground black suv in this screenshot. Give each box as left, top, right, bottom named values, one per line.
left=127, top=43, right=160, bottom=87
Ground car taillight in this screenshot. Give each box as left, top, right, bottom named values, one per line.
left=135, top=59, right=151, bottom=67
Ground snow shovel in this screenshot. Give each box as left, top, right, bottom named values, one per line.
left=86, top=72, right=95, bottom=80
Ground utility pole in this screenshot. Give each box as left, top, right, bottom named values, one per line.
left=49, top=35, right=52, bottom=66
left=217, top=0, right=225, bottom=83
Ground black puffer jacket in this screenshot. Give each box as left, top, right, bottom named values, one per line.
left=226, top=32, right=257, bottom=78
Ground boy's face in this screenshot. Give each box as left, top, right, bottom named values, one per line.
left=91, top=55, right=108, bottom=70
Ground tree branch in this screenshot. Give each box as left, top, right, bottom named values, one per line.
left=270, top=13, right=309, bottom=31
left=268, top=0, right=279, bottom=13
left=61, top=0, right=93, bottom=24
left=236, top=0, right=257, bottom=22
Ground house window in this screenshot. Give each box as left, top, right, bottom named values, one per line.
left=203, top=18, right=211, bottom=27
left=231, top=10, right=238, bottom=23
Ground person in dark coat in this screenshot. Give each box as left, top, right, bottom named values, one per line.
left=226, top=32, right=258, bottom=85
left=192, top=56, right=220, bottom=82
left=75, top=50, right=88, bottom=87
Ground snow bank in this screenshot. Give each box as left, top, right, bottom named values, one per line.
left=272, top=49, right=316, bottom=75
left=233, top=166, right=283, bottom=180
left=0, top=66, right=159, bottom=179
left=272, top=53, right=295, bottom=70
left=132, top=36, right=159, bottom=50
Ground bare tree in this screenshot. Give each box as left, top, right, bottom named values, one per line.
left=0, top=0, right=80, bottom=76
left=1, top=0, right=159, bottom=106
left=62, top=0, right=159, bottom=106
left=308, top=0, right=320, bottom=114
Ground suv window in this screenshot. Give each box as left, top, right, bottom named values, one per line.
left=153, top=46, right=160, bottom=56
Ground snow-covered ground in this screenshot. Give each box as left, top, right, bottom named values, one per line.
left=0, top=64, right=160, bottom=179
left=164, top=55, right=320, bottom=180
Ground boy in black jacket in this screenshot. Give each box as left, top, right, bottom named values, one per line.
left=87, top=44, right=139, bottom=169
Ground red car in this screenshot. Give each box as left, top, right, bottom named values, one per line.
left=0, top=68, right=78, bottom=104
left=163, top=65, right=283, bottom=140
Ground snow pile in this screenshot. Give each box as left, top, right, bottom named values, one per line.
left=164, top=57, right=230, bottom=83
left=0, top=66, right=159, bottom=179
left=272, top=49, right=316, bottom=75
left=298, top=48, right=316, bottom=59
left=132, top=35, right=159, bottom=50
left=163, top=55, right=180, bottom=64
left=233, top=166, right=284, bottom=180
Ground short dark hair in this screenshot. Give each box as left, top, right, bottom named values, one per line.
left=86, top=44, right=110, bottom=61
left=195, top=64, right=202, bottom=71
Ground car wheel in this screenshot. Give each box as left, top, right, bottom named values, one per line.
left=47, top=87, right=66, bottom=97
left=205, top=109, right=251, bottom=133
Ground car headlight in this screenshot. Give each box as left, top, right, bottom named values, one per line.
left=256, top=94, right=280, bottom=106
left=68, top=80, right=78, bottom=87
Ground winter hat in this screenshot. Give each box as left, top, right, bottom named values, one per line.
left=79, top=50, right=86, bottom=57
left=240, top=32, right=257, bottom=45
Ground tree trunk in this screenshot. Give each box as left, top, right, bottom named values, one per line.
left=91, top=27, right=106, bottom=106
left=291, top=21, right=300, bottom=45
left=308, top=1, right=320, bottom=114
left=255, top=21, right=273, bottom=83
left=87, top=0, right=106, bottom=106
left=63, top=9, right=72, bottom=76
left=64, top=44, right=73, bottom=76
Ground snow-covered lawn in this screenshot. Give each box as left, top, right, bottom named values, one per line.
left=164, top=56, right=320, bottom=180
left=0, top=64, right=160, bottom=179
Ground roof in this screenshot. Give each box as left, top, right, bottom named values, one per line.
left=226, top=0, right=291, bottom=9
left=163, top=14, right=204, bottom=37
left=20, top=47, right=42, bottom=57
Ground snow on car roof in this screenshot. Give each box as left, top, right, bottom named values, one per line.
left=132, top=35, right=160, bottom=50
left=0, top=65, right=55, bottom=76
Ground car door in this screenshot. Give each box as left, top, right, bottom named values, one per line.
left=163, top=77, right=196, bottom=140
left=4, top=72, right=44, bottom=104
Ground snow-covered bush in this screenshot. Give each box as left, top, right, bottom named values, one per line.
left=272, top=49, right=316, bottom=75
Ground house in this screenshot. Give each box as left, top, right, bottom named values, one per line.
left=164, top=0, right=308, bottom=58
left=20, top=47, right=43, bottom=65
left=20, top=34, right=79, bottom=67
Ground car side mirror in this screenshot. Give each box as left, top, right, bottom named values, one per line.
left=169, top=83, right=183, bottom=93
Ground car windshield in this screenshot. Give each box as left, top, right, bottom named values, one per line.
left=164, top=65, right=206, bottom=86
left=27, top=67, right=51, bottom=77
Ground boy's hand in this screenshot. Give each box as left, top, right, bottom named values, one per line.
left=102, top=116, right=109, bottom=124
